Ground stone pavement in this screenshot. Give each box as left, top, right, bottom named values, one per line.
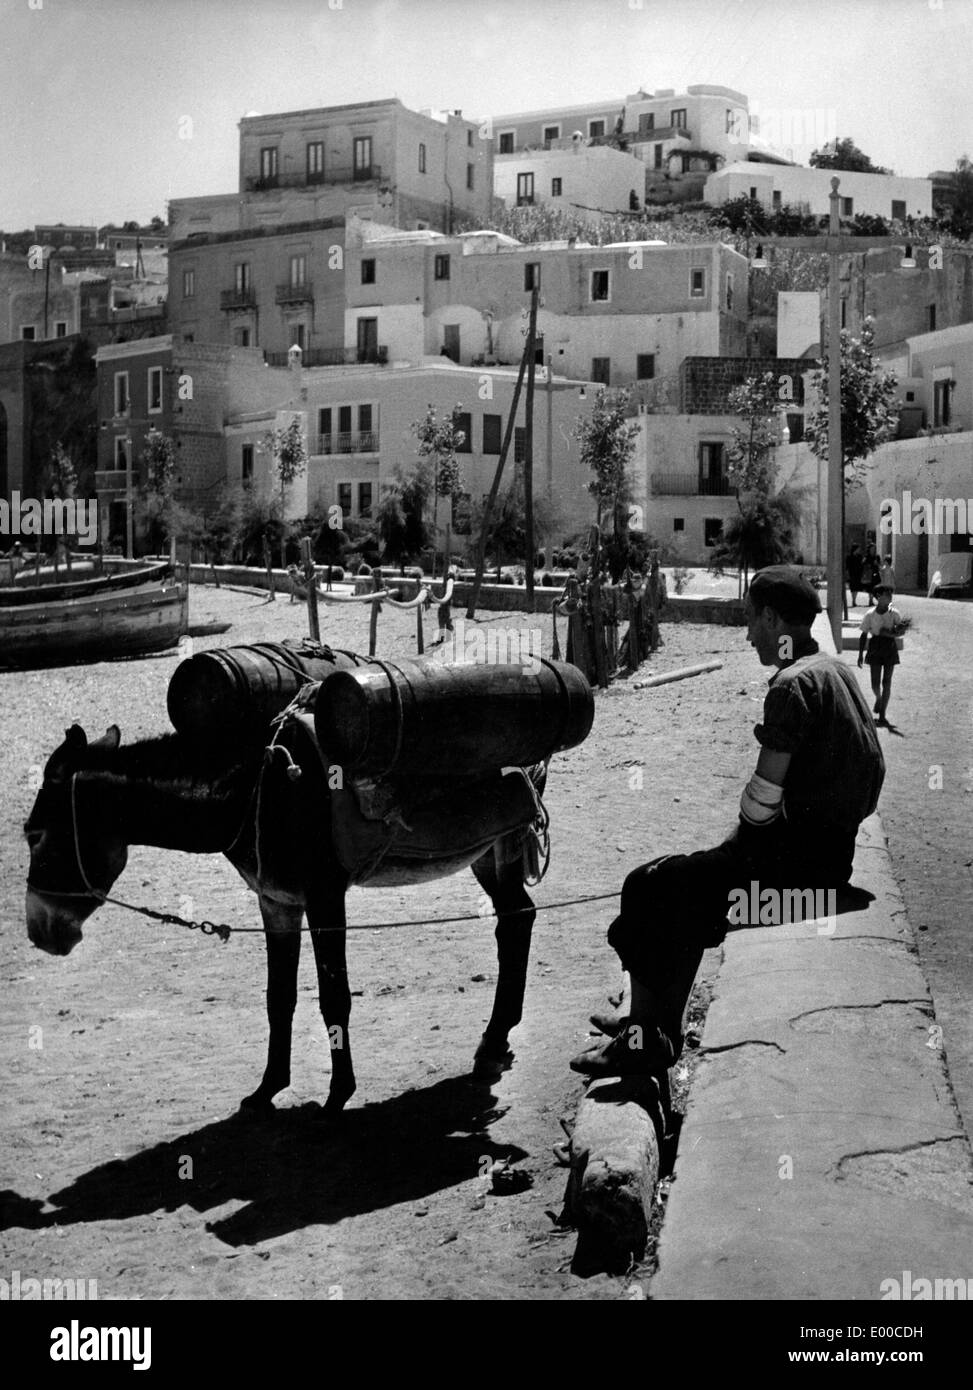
left=650, top=614, right=973, bottom=1301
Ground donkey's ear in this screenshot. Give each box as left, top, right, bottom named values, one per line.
left=63, top=724, right=88, bottom=750
left=93, top=725, right=122, bottom=750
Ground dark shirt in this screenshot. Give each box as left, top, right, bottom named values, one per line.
left=754, top=638, right=885, bottom=836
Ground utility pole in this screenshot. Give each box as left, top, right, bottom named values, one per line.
left=523, top=283, right=538, bottom=613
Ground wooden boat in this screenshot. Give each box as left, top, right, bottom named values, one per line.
left=0, top=560, right=188, bottom=669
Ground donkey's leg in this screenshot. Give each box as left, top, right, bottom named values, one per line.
left=306, top=882, right=356, bottom=1116
left=471, top=843, right=536, bottom=1081
left=240, top=898, right=303, bottom=1114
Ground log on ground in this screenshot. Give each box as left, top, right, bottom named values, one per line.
left=567, top=1075, right=663, bottom=1257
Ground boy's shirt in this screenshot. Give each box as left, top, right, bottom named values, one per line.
left=754, top=640, right=885, bottom=835
left=860, top=605, right=901, bottom=638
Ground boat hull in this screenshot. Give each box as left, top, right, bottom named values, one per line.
left=0, top=581, right=189, bottom=669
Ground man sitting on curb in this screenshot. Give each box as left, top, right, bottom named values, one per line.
left=571, top=566, right=886, bottom=1084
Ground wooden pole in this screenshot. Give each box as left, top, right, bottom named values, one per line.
left=523, top=284, right=538, bottom=614
left=826, top=178, right=844, bottom=651
left=301, top=536, right=320, bottom=642
left=416, top=601, right=424, bottom=655
left=466, top=315, right=532, bottom=619
left=369, top=566, right=383, bottom=656
left=263, top=536, right=275, bottom=599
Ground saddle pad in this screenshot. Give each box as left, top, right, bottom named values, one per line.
left=275, top=713, right=539, bottom=888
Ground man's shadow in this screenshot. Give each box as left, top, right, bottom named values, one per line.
left=0, top=1073, right=525, bottom=1248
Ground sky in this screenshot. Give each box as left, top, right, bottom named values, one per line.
left=2, top=0, right=972, bottom=230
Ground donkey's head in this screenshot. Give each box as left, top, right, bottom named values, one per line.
left=25, top=724, right=128, bottom=956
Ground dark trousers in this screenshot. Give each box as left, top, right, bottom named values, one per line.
left=607, top=821, right=856, bottom=1059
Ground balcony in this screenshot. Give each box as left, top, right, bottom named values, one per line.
left=94, top=469, right=130, bottom=493
left=244, top=165, right=384, bottom=193
left=309, top=431, right=381, bottom=456
left=263, top=346, right=388, bottom=368
left=651, top=472, right=736, bottom=497
left=220, top=287, right=257, bottom=311
left=276, top=282, right=314, bottom=305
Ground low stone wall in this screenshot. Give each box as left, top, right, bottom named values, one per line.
left=661, top=595, right=747, bottom=625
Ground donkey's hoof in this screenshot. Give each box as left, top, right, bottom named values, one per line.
left=239, top=1090, right=279, bottom=1117
left=472, top=1041, right=514, bottom=1082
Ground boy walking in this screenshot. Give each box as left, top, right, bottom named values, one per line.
left=858, top=583, right=901, bottom=726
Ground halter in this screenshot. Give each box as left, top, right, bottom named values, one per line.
left=26, top=772, right=234, bottom=941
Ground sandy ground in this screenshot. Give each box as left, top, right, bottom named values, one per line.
left=1, top=580, right=764, bottom=1301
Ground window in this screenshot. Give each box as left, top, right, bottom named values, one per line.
left=148, top=366, right=163, bottom=413
left=242, top=443, right=254, bottom=483
left=840, top=196, right=853, bottom=217
left=483, top=414, right=502, bottom=454
left=551, top=177, right=562, bottom=197
left=524, top=262, right=540, bottom=291
left=772, top=190, right=782, bottom=210
left=671, top=109, right=687, bottom=129
left=337, top=482, right=352, bottom=516
left=591, top=357, right=611, bottom=385
left=235, top=262, right=251, bottom=292
left=750, top=186, right=757, bottom=200
left=654, top=144, right=663, bottom=169
left=841, top=298, right=847, bottom=329
left=498, top=131, right=514, bottom=154
left=725, top=109, right=735, bottom=134
left=590, top=269, right=610, bottom=302
left=690, top=268, right=705, bottom=298
left=361, top=258, right=376, bottom=285
left=114, top=436, right=129, bottom=469
left=588, top=119, right=605, bottom=138
left=928, top=303, right=937, bottom=331
left=260, top=147, right=278, bottom=183
left=934, top=378, right=953, bottom=427
left=467, top=129, right=474, bottom=147
left=467, top=163, right=474, bottom=190
left=514, top=426, right=526, bottom=463
left=673, top=518, right=685, bottom=533
left=318, top=407, right=332, bottom=452
left=726, top=274, right=734, bottom=311
left=639, top=113, right=655, bottom=134
left=290, top=255, right=307, bottom=287
left=291, top=323, right=306, bottom=350
left=183, top=333, right=194, bottom=343
left=306, top=141, right=324, bottom=183
left=699, top=442, right=727, bottom=494
left=636, top=353, right=655, bottom=380
left=543, top=124, right=561, bottom=142
left=418, top=142, right=426, bottom=173
left=891, top=199, right=906, bottom=221
left=358, top=482, right=373, bottom=519
left=434, top=253, right=451, bottom=281
left=704, top=518, right=724, bottom=547
left=516, top=172, right=535, bottom=206
left=353, top=136, right=373, bottom=179
left=114, top=372, right=129, bottom=417
left=338, top=405, right=353, bottom=444
left=233, top=327, right=251, bottom=347
left=454, top=411, right=472, bottom=452
left=55, top=321, right=67, bottom=338
left=183, top=269, right=195, bottom=298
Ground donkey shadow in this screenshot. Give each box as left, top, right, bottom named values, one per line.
left=0, top=1073, right=525, bottom=1247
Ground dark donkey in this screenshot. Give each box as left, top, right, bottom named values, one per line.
left=23, top=720, right=554, bottom=1118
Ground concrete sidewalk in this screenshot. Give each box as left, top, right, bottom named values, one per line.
left=651, top=617, right=973, bottom=1301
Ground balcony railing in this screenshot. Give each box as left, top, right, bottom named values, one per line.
left=276, top=282, right=314, bottom=305
left=263, top=346, right=388, bottom=368
left=244, top=165, right=384, bottom=193
left=94, top=470, right=130, bottom=492
left=651, top=472, right=737, bottom=497
left=220, top=287, right=257, bottom=310
left=309, top=431, right=381, bottom=456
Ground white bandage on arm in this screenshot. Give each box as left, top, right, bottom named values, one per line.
left=740, top=772, right=784, bottom=826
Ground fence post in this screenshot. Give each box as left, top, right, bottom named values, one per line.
left=263, top=537, right=276, bottom=599
left=369, top=566, right=383, bottom=656
left=301, top=536, right=321, bottom=643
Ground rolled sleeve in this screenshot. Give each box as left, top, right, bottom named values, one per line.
left=754, top=681, right=810, bottom=755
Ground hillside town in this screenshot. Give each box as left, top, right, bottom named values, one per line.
left=2, top=84, right=972, bottom=588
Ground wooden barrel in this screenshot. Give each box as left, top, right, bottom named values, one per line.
left=167, top=640, right=360, bottom=748
left=314, top=657, right=594, bottom=778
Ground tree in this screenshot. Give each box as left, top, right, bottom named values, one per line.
left=265, top=416, right=308, bottom=566
left=942, top=155, right=973, bottom=240
left=135, top=428, right=183, bottom=555
left=149, top=215, right=166, bottom=232
left=809, top=137, right=891, bottom=175
left=803, top=318, right=899, bottom=492
left=574, top=386, right=640, bottom=542
left=411, top=403, right=465, bottom=577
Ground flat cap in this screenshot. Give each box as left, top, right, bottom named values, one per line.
left=748, top=565, right=822, bottom=623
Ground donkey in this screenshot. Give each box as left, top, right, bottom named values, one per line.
left=24, top=722, right=548, bottom=1119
